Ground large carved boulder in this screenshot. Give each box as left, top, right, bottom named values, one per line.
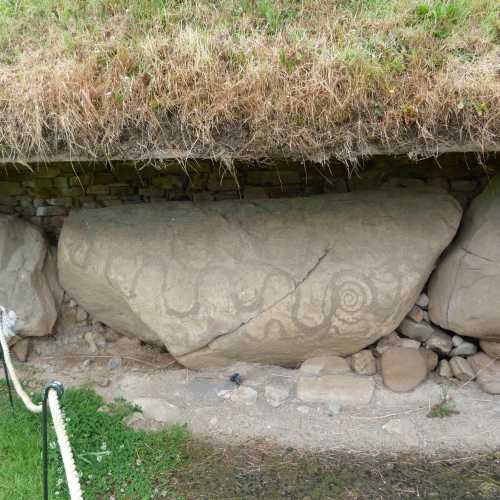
left=0, top=215, right=57, bottom=336
left=58, top=192, right=461, bottom=368
left=429, top=187, right=500, bottom=340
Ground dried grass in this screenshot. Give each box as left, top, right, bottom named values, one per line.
left=0, top=0, right=498, bottom=166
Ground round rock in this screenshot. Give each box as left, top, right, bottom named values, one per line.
left=381, top=347, right=428, bottom=393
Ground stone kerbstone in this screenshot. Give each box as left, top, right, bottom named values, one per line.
left=0, top=215, right=57, bottom=336
left=381, top=347, right=428, bottom=392
left=449, top=357, right=475, bottom=382
left=479, top=340, right=500, bottom=359
left=58, top=192, right=462, bottom=368
left=300, top=356, right=351, bottom=376
left=398, top=319, right=434, bottom=342
left=429, top=187, right=500, bottom=340
left=351, top=350, right=377, bottom=375
left=296, top=374, right=375, bottom=406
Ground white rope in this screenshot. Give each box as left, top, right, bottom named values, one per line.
left=47, top=390, right=83, bottom=499
left=0, top=306, right=42, bottom=413
left=0, top=306, right=83, bottom=499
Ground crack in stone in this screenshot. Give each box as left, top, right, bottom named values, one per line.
left=187, top=247, right=331, bottom=353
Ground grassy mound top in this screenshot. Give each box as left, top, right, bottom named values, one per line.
left=0, top=0, right=498, bottom=164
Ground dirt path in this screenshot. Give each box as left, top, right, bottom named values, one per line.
left=22, top=351, right=500, bottom=456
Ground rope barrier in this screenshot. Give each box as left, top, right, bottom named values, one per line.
left=0, top=306, right=83, bottom=500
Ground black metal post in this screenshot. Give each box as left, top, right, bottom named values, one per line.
left=0, top=342, right=14, bottom=411
left=42, top=381, right=64, bottom=500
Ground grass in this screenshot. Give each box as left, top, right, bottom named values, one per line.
left=1, top=382, right=500, bottom=498
left=0, top=383, right=188, bottom=499
left=0, top=0, right=498, bottom=165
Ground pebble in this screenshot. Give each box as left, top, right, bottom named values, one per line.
left=399, top=338, right=421, bottom=350
left=425, top=330, right=453, bottom=355
left=108, top=355, right=122, bottom=370
left=452, top=335, right=464, bottom=347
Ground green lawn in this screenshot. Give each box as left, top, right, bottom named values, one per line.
left=1, top=382, right=500, bottom=499
left=0, top=383, right=187, bottom=499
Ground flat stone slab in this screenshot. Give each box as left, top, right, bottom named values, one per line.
left=296, top=374, right=375, bottom=406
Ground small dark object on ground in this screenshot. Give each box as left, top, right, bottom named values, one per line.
left=230, top=373, right=242, bottom=386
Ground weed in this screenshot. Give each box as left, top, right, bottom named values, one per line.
left=427, top=386, right=460, bottom=418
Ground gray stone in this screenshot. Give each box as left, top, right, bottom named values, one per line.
left=0, top=215, right=57, bottom=337
left=425, top=330, right=453, bottom=355
left=230, top=386, right=258, bottom=405
left=132, top=398, right=183, bottom=424
left=429, top=187, right=500, bottom=340
left=480, top=340, right=500, bottom=359
left=452, top=335, right=464, bottom=347
left=351, top=350, right=377, bottom=375
left=300, top=356, right=351, bottom=376
left=58, top=192, right=462, bottom=368
left=450, top=342, right=477, bottom=357
left=438, top=359, right=453, bottom=378
left=12, top=338, right=30, bottom=362
left=398, top=319, right=434, bottom=342
left=449, top=357, right=475, bottom=382
left=381, top=348, right=427, bottom=393
left=297, top=374, right=375, bottom=406
left=264, top=385, right=290, bottom=407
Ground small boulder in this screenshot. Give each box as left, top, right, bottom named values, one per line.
left=449, top=357, right=475, bottom=382
left=297, top=374, right=374, bottom=406
left=300, top=356, right=351, bottom=376
left=351, top=350, right=377, bottom=376
left=398, top=319, right=434, bottom=342
left=450, top=342, right=477, bottom=357
left=425, top=330, right=453, bottom=355
left=419, top=348, right=438, bottom=372
left=438, top=359, right=453, bottom=378
left=381, top=348, right=427, bottom=393
left=480, top=340, right=500, bottom=359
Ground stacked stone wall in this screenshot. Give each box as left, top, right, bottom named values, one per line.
left=0, top=153, right=497, bottom=242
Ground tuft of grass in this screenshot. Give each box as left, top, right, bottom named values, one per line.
left=0, top=0, right=498, bottom=164
left=427, top=386, right=460, bottom=418
left=0, top=384, right=188, bottom=499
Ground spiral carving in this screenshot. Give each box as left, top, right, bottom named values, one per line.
left=330, top=274, right=374, bottom=324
